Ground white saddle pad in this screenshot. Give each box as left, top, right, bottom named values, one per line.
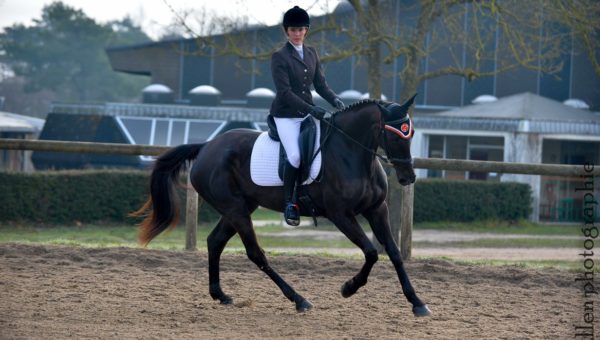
left=250, top=128, right=322, bottom=187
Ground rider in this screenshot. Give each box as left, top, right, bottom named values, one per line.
left=270, top=6, right=345, bottom=226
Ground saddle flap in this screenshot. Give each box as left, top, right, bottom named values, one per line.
left=277, top=116, right=318, bottom=183
left=250, top=121, right=322, bottom=187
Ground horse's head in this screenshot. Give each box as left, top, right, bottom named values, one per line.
left=379, top=94, right=417, bottom=186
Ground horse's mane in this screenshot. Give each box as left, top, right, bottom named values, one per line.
left=332, top=99, right=387, bottom=115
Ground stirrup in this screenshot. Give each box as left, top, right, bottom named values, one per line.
left=284, top=202, right=300, bottom=226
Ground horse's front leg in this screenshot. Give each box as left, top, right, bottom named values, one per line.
left=363, top=202, right=431, bottom=317
left=329, top=213, right=379, bottom=298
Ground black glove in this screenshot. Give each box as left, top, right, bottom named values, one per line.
left=333, top=97, right=345, bottom=110
left=310, top=105, right=328, bottom=120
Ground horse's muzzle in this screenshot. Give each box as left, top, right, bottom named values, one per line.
left=398, top=175, right=416, bottom=186
left=395, top=166, right=416, bottom=186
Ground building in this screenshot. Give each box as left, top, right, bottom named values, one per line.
left=105, top=1, right=600, bottom=110
left=0, top=111, right=45, bottom=171
left=412, top=92, right=600, bottom=222
left=31, top=102, right=267, bottom=169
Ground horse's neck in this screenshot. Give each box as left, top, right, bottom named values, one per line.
left=329, top=106, right=381, bottom=161
left=337, top=106, right=381, bottom=147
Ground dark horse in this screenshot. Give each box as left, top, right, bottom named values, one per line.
left=133, top=97, right=431, bottom=317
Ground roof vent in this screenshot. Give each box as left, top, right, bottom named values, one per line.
left=339, top=90, right=362, bottom=100
left=246, top=88, right=275, bottom=108
left=472, top=94, right=498, bottom=104
left=246, top=88, right=275, bottom=98
left=189, top=85, right=221, bottom=106
left=142, top=84, right=174, bottom=104
left=563, top=98, right=590, bottom=110
left=190, top=85, right=221, bottom=95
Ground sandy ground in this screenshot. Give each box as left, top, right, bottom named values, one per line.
left=0, top=243, right=587, bottom=339
left=256, top=227, right=580, bottom=261
left=252, top=246, right=579, bottom=261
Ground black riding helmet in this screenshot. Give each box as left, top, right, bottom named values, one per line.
left=283, top=6, right=310, bottom=29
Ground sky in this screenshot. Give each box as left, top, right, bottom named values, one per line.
left=0, top=0, right=342, bottom=39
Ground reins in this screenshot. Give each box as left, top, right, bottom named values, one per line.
left=310, top=105, right=413, bottom=167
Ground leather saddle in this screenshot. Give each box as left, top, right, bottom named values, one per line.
left=266, top=115, right=319, bottom=184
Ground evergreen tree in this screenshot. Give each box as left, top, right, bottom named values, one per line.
left=0, top=1, right=152, bottom=103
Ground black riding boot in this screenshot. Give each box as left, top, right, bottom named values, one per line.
left=283, top=162, right=300, bottom=226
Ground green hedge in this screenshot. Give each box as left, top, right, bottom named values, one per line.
left=0, top=171, right=531, bottom=225
left=0, top=170, right=220, bottom=224
left=413, top=179, right=532, bottom=222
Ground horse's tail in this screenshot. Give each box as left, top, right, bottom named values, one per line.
left=131, top=143, right=204, bottom=246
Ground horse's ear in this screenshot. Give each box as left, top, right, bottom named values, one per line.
left=382, top=93, right=417, bottom=121
left=393, top=93, right=418, bottom=117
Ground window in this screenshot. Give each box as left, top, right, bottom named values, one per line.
left=253, top=122, right=269, bottom=132
left=426, top=134, right=504, bottom=180
left=427, top=135, right=444, bottom=178
left=116, top=117, right=227, bottom=161
left=539, top=139, right=600, bottom=222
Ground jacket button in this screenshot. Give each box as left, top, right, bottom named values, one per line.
left=304, top=69, right=307, bottom=72
left=302, top=91, right=305, bottom=94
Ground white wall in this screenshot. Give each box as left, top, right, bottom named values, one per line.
left=503, top=132, right=542, bottom=222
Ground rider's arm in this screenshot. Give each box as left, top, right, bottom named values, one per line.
left=311, top=47, right=338, bottom=107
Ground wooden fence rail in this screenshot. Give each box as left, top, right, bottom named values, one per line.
left=2, top=138, right=599, bottom=257
left=2, top=138, right=597, bottom=176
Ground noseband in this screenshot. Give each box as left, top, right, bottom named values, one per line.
left=380, top=115, right=414, bottom=167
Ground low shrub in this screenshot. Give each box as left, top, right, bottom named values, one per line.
left=413, top=179, right=532, bottom=222
left=0, top=170, right=220, bottom=225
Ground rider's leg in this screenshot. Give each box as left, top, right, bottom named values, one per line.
left=274, top=117, right=302, bottom=226
left=282, top=161, right=300, bottom=226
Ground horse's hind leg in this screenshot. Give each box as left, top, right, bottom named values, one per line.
left=207, top=218, right=237, bottom=304
left=232, top=214, right=313, bottom=312
left=363, top=202, right=431, bottom=317
left=329, top=214, right=379, bottom=298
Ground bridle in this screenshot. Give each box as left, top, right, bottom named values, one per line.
left=380, top=115, right=414, bottom=166
left=316, top=107, right=414, bottom=167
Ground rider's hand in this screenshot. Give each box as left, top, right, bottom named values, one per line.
left=310, top=105, right=328, bottom=120
left=333, top=97, right=345, bottom=110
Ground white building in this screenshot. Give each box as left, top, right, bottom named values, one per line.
left=0, top=111, right=45, bottom=171
left=412, top=92, right=600, bottom=222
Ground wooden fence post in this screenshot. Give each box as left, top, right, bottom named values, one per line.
left=400, top=184, right=414, bottom=261
left=185, top=171, right=198, bottom=251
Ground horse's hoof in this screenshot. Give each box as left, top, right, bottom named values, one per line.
left=220, top=296, right=233, bottom=305
left=341, top=280, right=357, bottom=298
left=296, top=299, right=313, bottom=313
left=211, top=293, right=233, bottom=305
left=412, top=304, right=432, bottom=317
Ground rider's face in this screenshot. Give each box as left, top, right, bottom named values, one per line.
left=286, top=26, right=308, bottom=45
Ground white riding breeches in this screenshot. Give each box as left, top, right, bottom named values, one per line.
left=273, top=116, right=316, bottom=168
